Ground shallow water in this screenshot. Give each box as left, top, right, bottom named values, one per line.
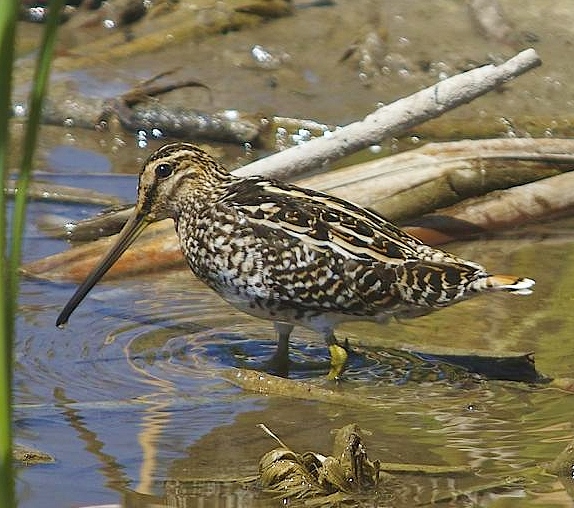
left=14, top=166, right=574, bottom=507
left=12, top=0, right=574, bottom=506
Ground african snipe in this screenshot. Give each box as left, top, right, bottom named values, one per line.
left=57, top=142, right=535, bottom=378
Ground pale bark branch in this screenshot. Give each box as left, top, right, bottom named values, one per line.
left=234, top=48, right=541, bottom=180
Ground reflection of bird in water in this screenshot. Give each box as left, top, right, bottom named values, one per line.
left=57, top=143, right=535, bottom=379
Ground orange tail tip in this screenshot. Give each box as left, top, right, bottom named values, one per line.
left=487, top=275, right=535, bottom=295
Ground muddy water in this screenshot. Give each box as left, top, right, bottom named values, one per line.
left=12, top=1, right=574, bottom=507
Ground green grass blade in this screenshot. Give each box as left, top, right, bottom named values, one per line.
left=0, top=2, right=19, bottom=506
left=10, top=0, right=65, bottom=305
left=0, top=1, right=64, bottom=506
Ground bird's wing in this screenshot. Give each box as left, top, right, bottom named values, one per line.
left=223, top=176, right=423, bottom=264
left=219, top=177, right=489, bottom=312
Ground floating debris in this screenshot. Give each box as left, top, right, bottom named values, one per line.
left=258, top=423, right=395, bottom=505
left=13, top=443, right=55, bottom=466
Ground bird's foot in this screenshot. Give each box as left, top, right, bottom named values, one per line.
left=327, top=343, right=348, bottom=380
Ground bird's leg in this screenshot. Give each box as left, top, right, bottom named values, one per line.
left=325, top=331, right=348, bottom=380
left=266, top=322, right=294, bottom=377
left=274, top=322, right=292, bottom=360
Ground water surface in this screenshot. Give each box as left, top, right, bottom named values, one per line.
left=12, top=0, right=574, bottom=506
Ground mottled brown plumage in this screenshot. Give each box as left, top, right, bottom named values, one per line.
left=57, top=142, right=535, bottom=378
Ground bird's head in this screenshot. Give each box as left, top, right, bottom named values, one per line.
left=136, top=142, right=232, bottom=221
left=56, top=142, right=231, bottom=327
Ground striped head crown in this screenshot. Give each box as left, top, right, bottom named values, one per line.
left=137, top=143, right=233, bottom=221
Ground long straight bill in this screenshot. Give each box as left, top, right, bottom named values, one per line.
left=56, top=211, right=150, bottom=327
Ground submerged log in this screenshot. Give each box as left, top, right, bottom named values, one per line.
left=406, top=169, right=574, bottom=245
left=298, top=138, right=574, bottom=222
left=5, top=180, right=123, bottom=206
left=23, top=220, right=179, bottom=282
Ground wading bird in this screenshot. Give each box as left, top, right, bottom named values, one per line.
left=57, top=143, right=535, bottom=378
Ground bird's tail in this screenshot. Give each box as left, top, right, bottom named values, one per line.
left=471, top=275, right=535, bottom=295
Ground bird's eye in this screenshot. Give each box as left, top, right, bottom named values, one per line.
left=155, top=163, right=173, bottom=178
